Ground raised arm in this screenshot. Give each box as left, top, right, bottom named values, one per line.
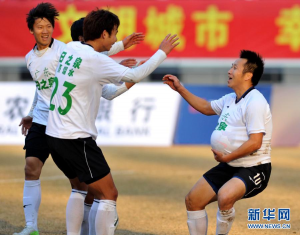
left=121, top=34, right=179, bottom=83
left=163, top=74, right=216, bottom=116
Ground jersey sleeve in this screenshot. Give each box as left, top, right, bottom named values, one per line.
left=245, top=98, right=267, bottom=135
left=210, top=95, right=226, bottom=116
left=92, top=53, right=130, bottom=85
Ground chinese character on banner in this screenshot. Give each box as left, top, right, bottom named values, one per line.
left=192, top=5, right=233, bottom=51
left=278, top=208, right=290, bottom=221
left=57, top=4, right=88, bottom=43
left=263, top=208, right=276, bottom=221
left=275, top=5, right=300, bottom=52
left=110, top=6, right=137, bottom=50
left=5, top=97, right=28, bottom=120
left=248, top=208, right=260, bottom=221
left=144, top=5, right=186, bottom=51
left=131, top=97, right=155, bottom=123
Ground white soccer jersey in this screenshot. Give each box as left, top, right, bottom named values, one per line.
left=25, top=39, right=66, bottom=125
left=210, top=89, right=272, bottom=167
left=46, top=42, right=130, bottom=140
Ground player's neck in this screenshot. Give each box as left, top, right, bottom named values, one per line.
left=36, top=42, right=50, bottom=51
left=234, top=84, right=253, bottom=101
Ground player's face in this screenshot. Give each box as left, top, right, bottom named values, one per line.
left=106, top=26, right=118, bottom=51
left=227, top=58, right=247, bottom=89
left=30, top=18, right=54, bottom=50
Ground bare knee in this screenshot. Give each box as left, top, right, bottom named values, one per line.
left=24, top=159, right=43, bottom=180
left=185, top=192, right=205, bottom=211
left=217, top=192, right=234, bottom=210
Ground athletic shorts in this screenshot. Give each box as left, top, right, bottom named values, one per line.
left=47, top=135, right=110, bottom=184
left=23, top=122, right=50, bottom=164
left=203, top=162, right=271, bottom=198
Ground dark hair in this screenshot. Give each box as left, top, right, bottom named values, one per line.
left=26, top=2, right=59, bottom=30
left=240, top=50, right=264, bottom=86
left=71, top=17, right=84, bottom=41
left=83, top=9, right=120, bottom=41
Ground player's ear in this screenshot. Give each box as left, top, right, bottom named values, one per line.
left=29, top=29, right=34, bottom=35
left=244, top=72, right=253, bottom=82
left=102, top=30, right=108, bottom=39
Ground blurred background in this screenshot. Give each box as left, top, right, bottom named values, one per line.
left=0, top=0, right=300, bottom=147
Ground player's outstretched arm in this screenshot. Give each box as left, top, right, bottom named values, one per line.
left=120, top=34, right=179, bottom=83
left=163, top=74, right=216, bottom=116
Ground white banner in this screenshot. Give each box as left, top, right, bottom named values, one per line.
left=95, top=83, right=181, bottom=146
left=0, top=82, right=180, bottom=146
left=0, top=82, right=35, bottom=144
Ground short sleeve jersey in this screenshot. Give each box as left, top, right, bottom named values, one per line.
left=210, top=89, right=272, bottom=167
left=25, top=39, right=66, bottom=125
left=46, top=42, right=130, bottom=140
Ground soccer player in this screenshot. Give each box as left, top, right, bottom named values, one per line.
left=17, top=4, right=145, bottom=235
left=46, top=9, right=179, bottom=235
left=70, top=17, right=146, bottom=235
left=15, top=3, right=65, bottom=235
left=163, top=50, right=272, bottom=235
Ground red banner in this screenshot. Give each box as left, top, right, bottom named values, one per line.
left=1, top=1, right=300, bottom=58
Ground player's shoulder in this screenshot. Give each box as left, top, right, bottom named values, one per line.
left=52, top=39, right=66, bottom=50
left=222, top=92, right=236, bottom=102
left=246, top=89, right=268, bottom=108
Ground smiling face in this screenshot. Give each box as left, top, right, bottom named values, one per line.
left=103, top=25, right=118, bottom=51
left=227, top=58, right=250, bottom=89
left=30, top=18, right=54, bottom=50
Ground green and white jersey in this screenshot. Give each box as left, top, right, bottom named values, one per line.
left=210, top=89, right=272, bottom=167
left=25, top=39, right=66, bottom=125
left=46, top=41, right=130, bottom=140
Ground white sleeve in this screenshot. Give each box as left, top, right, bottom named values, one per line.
left=102, top=83, right=128, bottom=100
left=210, top=95, right=226, bottom=116
left=27, top=88, right=38, bottom=117
left=246, top=99, right=267, bottom=135
left=100, top=41, right=124, bottom=57
left=121, top=49, right=166, bottom=83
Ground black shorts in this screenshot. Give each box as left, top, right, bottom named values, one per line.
left=47, top=135, right=110, bottom=184
left=203, top=162, right=271, bottom=198
left=24, top=122, right=50, bottom=164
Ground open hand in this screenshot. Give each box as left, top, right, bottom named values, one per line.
left=159, top=34, right=180, bottom=55
left=120, top=58, right=138, bottom=68
left=162, top=74, right=182, bottom=91
left=19, top=116, right=33, bottom=136
left=123, top=33, right=145, bottom=49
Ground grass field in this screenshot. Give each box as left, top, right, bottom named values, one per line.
left=0, top=145, right=299, bottom=235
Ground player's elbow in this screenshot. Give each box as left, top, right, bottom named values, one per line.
left=253, top=140, right=262, bottom=151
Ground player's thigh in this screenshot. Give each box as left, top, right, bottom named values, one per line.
left=24, top=123, right=50, bottom=165
left=88, top=173, right=118, bottom=201
left=186, top=176, right=217, bottom=210
left=69, top=177, right=88, bottom=191
left=218, top=177, right=246, bottom=210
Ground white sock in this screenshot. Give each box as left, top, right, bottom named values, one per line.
left=66, top=189, right=87, bottom=235
left=23, top=180, right=41, bottom=231
left=95, top=200, right=118, bottom=235
left=187, top=210, right=208, bottom=235
left=216, top=208, right=235, bottom=235
left=81, top=203, right=92, bottom=235
left=89, top=199, right=100, bottom=235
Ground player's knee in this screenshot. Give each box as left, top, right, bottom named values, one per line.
left=24, top=163, right=41, bottom=180
left=217, top=192, right=233, bottom=210
left=185, top=192, right=199, bottom=210
left=110, top=187, right=118, bottom=201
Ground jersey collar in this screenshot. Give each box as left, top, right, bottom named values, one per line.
left=32, top=38, right=54, bottom=50
left=235, top=86, right=255, bottom=104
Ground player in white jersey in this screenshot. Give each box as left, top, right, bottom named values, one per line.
left=70, top=17, right=147, bottom=235
left=46, top=9, right=179, bottom=235
left=16, top=4, right=145, bottom=235
left=163, top=50, right=272, bottom=235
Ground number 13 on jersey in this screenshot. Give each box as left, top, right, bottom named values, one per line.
left=49, top=77, right=76, bottom=115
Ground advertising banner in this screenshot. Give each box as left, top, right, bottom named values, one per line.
left=0, top=82, right=180, bottom=146
left=0, top=1, right=299, bottom=58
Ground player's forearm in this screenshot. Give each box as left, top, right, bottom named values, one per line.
left=177, top=87, right=215, bottom=116
left=107, top=41, right=124, bottom=56
left=121, top=49, right=166, bottom=83
left=27, top=89, right=38, bottom=117
left=226, top=138, right=262, bottom=162
left=102, top=83, right=128, bottom=100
